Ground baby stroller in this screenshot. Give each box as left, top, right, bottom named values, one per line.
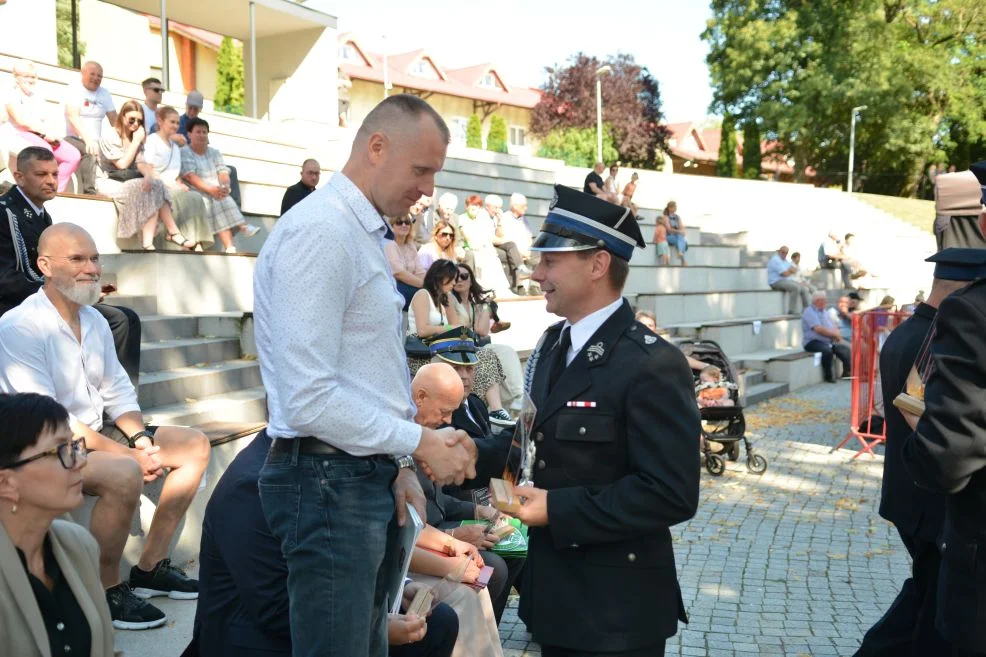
left=678, top=340, right=768, bottom=477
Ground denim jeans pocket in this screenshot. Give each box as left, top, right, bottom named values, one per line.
left=258, top=480, right=302, bottom=553
left=313, top=454, right=379, bottom=483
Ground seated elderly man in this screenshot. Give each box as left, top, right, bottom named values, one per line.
left=0, top=223, right=211, bottom=630
left=411, top=357, right=525, bottom=625
left=767, top=245, right=810, bottom=314
left=802, top=290, right=853, bottom=383
left=484, top=194, right=529, bottom=293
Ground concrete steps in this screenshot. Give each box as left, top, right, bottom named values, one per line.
left=735, top=348, right=827, bottom=390
left=634, top=244, right=742, bottom=267
left=140, top=337, right=243, bottom=373
left=137, top=360, right=263, bottom=409
left=626, top=265, right=767, bottom=296
left=143, top=386, right=268, bottom=428
left=635, top=289, right=787, bottom=326
left=669, top=315, right=802, bottom=357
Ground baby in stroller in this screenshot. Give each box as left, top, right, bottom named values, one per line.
left=695, top=365, right=737, bottom=408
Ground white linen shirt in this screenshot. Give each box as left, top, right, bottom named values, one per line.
left=766, top=253, right=792, bottom=286
left=562, top=297, right=624, bottom=366
left=253, top=172, right=422, bottom=456
left=0, top=290, right=140, bottom=429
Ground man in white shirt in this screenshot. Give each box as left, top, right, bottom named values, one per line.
left=62, top=61, right=117, bottom=194
left=767, top=245, right=811, bottom=313
left=486, top=193, right=530, bottom=292
left=253, top=94, right=475, bottom=657
left=0, top=223, right=210, bottom=630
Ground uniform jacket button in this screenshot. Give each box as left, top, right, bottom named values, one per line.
left=578, top=427, right=587, bottom=435
left=537, top=459, right=546, bottom=470
left=627, top=552, right=636, bottom=562
left=535, top=432, right=544, bottom=443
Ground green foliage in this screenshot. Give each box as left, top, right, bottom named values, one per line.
left=716, top=115, right=738, bottom=178
left=466, top=115, right=483, bottom=149
left=537, top=125, right=619, bottom=168
left=741, top=121, right=762, bottom=179
left=703, top=0, right=986, bottom=196
left=55, top=0, right=85, bottom=68
left=215, top=37, right=245, bottom=116
left=487, top=115, right=508, bottom=153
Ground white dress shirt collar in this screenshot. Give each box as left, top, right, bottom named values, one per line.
left=16, top=186, right=45, bottom=216
left=329, top=172, right=387, bottom=236
left=562, top=296, right=624, bottom=365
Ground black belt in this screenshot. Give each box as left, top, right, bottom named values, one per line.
left=270, top=436, right=342, bottom=456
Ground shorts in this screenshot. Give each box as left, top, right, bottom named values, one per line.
left=99, top=423, right=159, bottom=446
left=655, top=241, right=669, bottom=257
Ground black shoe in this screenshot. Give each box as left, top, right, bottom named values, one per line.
left=106, top=582, right=167, bottom=631
left=130, top=558, right=199, bottom=600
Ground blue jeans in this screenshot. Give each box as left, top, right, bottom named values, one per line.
left=259, top=440, right=399, bottom=657
left=666, top=233, right=688, bottom=254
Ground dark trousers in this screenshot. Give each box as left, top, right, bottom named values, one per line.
left=494, top=241, right=523, bottom=287
left=854, top=530, right=949, bottom=657
left=804, top=338, right=852, bottom=382
left=93, top=303, right=141, bottom=388
left=821, top=257, right=853, bottom=288
left=480, top=551, right=525, bottom=624
left=541, top=639, right=666, bottom=657
left=226, top=165, right=242, bottom=208
left=390, top=601, right=459, bottom=657
left=63, top=136, right=98, bottom=194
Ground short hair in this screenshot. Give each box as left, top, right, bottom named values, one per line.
left=301, top=158, right=320, bottom=170
left=845, top=232, right=855, bottom=241
left=791, top=251, right=801, bottom=259
left=438, top=193, right=458, bottom=210
left=509, top=193, right=527, bottom=206
left=700, top=365, right=722, bottom=381
left=0, top=393, right=70, bottom=468
left=82, top=60, right=102, bottom=72
left=576, top=248, right=630, bottom=290
left=16, top=146, right=56, bottom=172
left=634, top=310, right=656, bottom=323
left=465, top=194, right=483, bottom=207
left=356, top=94, right=450, bottom=145
left=484, top=194, right=502, bottom=208
left=142, top=77, right=162, bottom=89
left=186, top=117, right=210, bottom=133
left=812, top=290, right=827, bottom=301
left=156, top=105, right=179, bottom=121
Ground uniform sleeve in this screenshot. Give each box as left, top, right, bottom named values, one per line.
left=902, top=291, right=986, bottom=493
left=546, top=345, right=701, bottom=547
left=94, top=312, right=140, bottom=420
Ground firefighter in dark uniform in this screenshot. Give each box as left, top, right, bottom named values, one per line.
left=900, top=211, right=986, bottom=657
left=855, top=248, right=985, bottom=657
left=511, top=185, right=701, bottom=657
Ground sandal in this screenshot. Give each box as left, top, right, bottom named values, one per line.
left=142, top=244, right=156, bottom=251
left=167, top=232, right=197, bottom=250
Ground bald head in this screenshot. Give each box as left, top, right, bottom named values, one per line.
left=39, top=223, right=97, bottom=258
left=13, top=59, right=35, bottom=77
left=411, top=363, right=465, bottom=429
left=81, top=61, right=103, bottom=91
left=37, top=224, right=101, bottom=307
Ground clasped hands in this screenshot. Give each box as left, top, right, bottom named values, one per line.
left=131, top=435, right=164, bottom=483
left=414, top=427, right=477, bottom=485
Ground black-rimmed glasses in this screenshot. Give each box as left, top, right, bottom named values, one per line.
left=0, top=437, right=87, bottom=470
left=394, top=218, right=416, bottom=226
left=126, top=117, right=143, bottom=126
left=457, top=271, right=470, bottom=281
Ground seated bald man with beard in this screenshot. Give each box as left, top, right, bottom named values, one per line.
left=0, top=223, right=211, bottom=631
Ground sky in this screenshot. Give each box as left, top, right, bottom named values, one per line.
left=307, top=0, right=715, bottom=123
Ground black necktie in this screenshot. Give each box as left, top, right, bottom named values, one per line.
left=548, top=327, right=572, bottom=391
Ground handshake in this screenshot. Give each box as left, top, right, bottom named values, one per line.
left=413, top=427, right=478, bottom=485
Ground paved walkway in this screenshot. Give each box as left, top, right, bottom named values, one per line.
left=118, top=381, right=908, bottom=657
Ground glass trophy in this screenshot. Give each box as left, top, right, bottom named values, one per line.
left=489, top=392, right=538, bottom=512
left=893, top=320, right=937, bottom=415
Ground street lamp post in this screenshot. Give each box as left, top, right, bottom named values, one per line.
left=847, top=105, right=867, bottom=193
left=595, top=65, right=612, bottom=163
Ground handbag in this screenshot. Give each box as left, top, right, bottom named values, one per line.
left=107, top=167, right=143, bottom=182
left=404, top=335, right=432, bottom=358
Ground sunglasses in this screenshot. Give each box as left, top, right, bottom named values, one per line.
left=438, top=232, right=454, bottom=238
left=126, top=117, right=143, bottom=125
left=457, top=271, right=470, bottom=281
left=394, top=219, right=416, bottom=226
left=149, top=87, right=165, bottom=93
left=0, top=437, right=87, bottom=470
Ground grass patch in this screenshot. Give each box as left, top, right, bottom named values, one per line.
left=854, top=193, right=935, bottom=233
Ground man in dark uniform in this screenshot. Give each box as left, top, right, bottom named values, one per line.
left=0, top=147, right=142, bottom=386
left=279, top=158, right=320, bottom=216
left=511, top=185, right=701, bottom=657
left=901, top=211, right=986, bottom=657
left=855, top=249, right=982, bottom=656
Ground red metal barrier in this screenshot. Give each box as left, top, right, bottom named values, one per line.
left=832, top=310, right=910, bottom=458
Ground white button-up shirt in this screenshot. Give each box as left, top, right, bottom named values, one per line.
left=562, top=297, right=624, bottom=366
left=253, top=172, right=422, bottom=456
left=0, top=290, right=140, bottom=429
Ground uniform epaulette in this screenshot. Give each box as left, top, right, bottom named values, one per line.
left=624, top=322, right=666, bottom=352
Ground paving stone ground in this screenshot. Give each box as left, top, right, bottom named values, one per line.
left=118, top=380, right=908, bottom=657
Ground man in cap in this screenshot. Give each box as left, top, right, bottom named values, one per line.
left=509, top=185, right=701, bottom=656
left=178, top=90, right=204, bottom=141
left=900, top=209, right=986, bottom=656
left=854, top=248, right=983, bottom=656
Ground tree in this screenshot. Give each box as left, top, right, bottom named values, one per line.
left=466, top=114, right=483, bottom=149
left=704, top=0, right=986, bottom=196
left=487, top=115, right=508, bottom=153
left=56, top=0, right=85, bottom=68
left=536, top=125, right=619, bottom=168
left=530, top=52, right=669, bottom=169
left=716, top=115, right=738, bottom=178
left=741, top=121, right=762, bottom=179
left=215, top=37, right=245, bottom=115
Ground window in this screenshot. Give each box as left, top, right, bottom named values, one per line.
left=509, top=126, right=526, bottom=146
left=450, top=117, right=468, bottom=145
left=339, top=43, right=361, bottom=63
left=410, top=58, right=440, bottom=80
left=478, top=72, right=500, bottom=89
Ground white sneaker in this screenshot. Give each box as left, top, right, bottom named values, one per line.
left=224, top=246, right=238, bottom=254
left=241, top=224, right=261, bottom=238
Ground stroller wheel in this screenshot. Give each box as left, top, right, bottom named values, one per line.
left=726, top=443, right=740, bottom=461
left=746, top=453, right=768, bottom=475
left=705, top=453, right=726, bottom=476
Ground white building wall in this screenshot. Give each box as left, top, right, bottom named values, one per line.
left=0, top=0, right=58, bottom=65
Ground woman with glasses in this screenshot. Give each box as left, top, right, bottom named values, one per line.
left=96, top=100, right=197, bottom=251
left=2, top=59, right=81, bottom=192
left=418, top=220, right=462, bottom=269
left=0, top=393, right=115, bottom=657
left=452, top=264, right=522, bottom=423
left=384, top=214, right=427, bottom=310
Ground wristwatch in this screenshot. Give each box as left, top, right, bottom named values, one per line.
left=127, top=429, right=155, bottom=448
left=395, top=454, right=417, bottom=471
